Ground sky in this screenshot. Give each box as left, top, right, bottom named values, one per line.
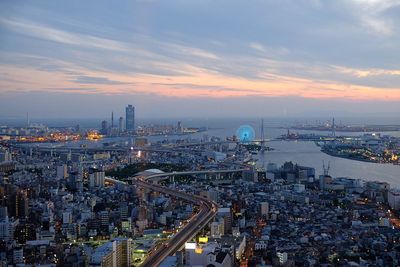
left=1, top=0, right=400, bottom=119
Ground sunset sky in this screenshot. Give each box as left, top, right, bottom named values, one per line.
left=1, top=0, right=400, bottom=119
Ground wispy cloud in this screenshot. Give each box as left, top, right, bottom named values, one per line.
left=249, top=42, right=266, bottom=52
left=0, top=17, right=128, bottom=51
left=1, top=0, right=400, bottom=119
left=348, top=0, right=400, bottom=36
left=164, top=43, right=220, bottom=60
left=335, top=65, right=400, bottom=78
left=73, top=75, right=131, bottom=85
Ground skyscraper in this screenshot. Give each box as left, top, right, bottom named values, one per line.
left=101, top=120, right=108, bottom=135
left=118, top=117, right=124, bottom=134
left=125, top=105, right=135, bottom=133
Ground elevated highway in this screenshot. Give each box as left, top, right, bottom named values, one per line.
left=136, top=168, right=247, bottom=183
left=105, top=168, right=244, bottom=267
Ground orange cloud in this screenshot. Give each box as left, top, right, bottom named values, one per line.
left=1, top=62, right=400, bottom=101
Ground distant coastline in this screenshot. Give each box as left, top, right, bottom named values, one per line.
left=288, top=124, right=400, bottom=132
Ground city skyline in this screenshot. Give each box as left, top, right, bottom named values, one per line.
left=1, top=0, right=400, bottom=118
left=1, top=2, right=400, bottom=266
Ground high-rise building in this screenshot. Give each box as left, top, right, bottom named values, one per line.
left=388, top=189, right=400, bottom=210
left=119, top=202, right=129, bottom=220
left=99, top=210, right=109, bottom=228
left=0, top=215, right=18, bottom=243
left=8, top=191, right=29, bottom=219
left=125, top=105, right=135, bottom=133
left=217, top=207, right=232, bottom=234
left=101, top=120, right=108, bottom=135
left=89, top=238, right=131, bottom=267
left=56, top=164, right=68, bottom=180
left=0, top=149, right=12, bottom=162
left=14, top=223, right=36, bottom=244
left=89, top=170, right=105, bottom=188
left=118, top=117, right=124, bottom=134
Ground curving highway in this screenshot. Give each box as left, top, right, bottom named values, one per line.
left=133, top=180, right=217, bottom=267
left=105, top=168, right=244, bottom=267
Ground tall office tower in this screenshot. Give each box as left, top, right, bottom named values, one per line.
left=125, top=105, right=135, bottom=133
left=8, top=191, right=29, bottom=219
left=111, top=111, right=114, bottom=128
left=101, top=120, right=108, bottom=135
left=118, top=117, right=124, bottom=133
left=89, top=169, right=105, bottom=188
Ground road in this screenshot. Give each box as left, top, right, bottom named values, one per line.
left=133, top=180, right=217, bottom=267
left=106, top=169, right=247, bottom=267
left=134, top=168, right=247, bottom=183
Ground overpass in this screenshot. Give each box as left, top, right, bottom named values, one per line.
left=135, top=168, right=248, bottom=183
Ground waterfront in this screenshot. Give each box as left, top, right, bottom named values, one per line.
left=22, top=118, right=400, bottom=187
left=257, top=141, right=400, bottom=187
left=198, top=120, right=400, bottom=187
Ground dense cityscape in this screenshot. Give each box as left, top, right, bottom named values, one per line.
left=0, top=105, right=400, bottom=267
left=2, top=1, right=400, bottom=266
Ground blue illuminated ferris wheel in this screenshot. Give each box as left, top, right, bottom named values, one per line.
left=236, top=125, right=255, bottom=143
